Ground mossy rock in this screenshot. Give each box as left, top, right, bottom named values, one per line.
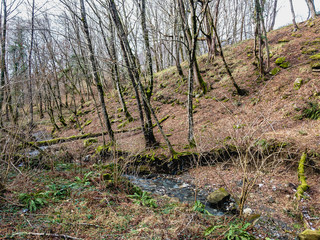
left=302, top=48, right=318, bottom=55
left=207, top=187, right=230, bottom=205
left=280, top=62, right=290, bottom=68
left=298, top=229, right=320, bottom=240
left=270, top=67, right=281, bottom=76
left=310, top=53, right=320, bottom=60
left=275, top=57, right=290, bottom=68
left=311, top=62, right=320, bottom=69
left=294, top=78, right=303, bottom=90
left=275, top=57, right=286, bottom=65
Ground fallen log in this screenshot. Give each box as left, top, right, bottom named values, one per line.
left=28, top=115, right=170, bottom=147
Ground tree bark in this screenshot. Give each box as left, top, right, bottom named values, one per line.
left=289, top=0, right=299, bottom=30
left=305, top=0, right=317, bottom=18
left=0, top=0, right=8, bottom=125
left=27, top=0, right=35, bottom=128
left=79, top=0, right=115, bottom=143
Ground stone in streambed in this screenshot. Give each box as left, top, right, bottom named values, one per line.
left=207, top=187, right=230, bottom=205
left=298, top=229, right=320, bottom=240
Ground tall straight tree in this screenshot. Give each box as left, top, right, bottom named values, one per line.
left=79, top=0, right=115, bottom=143
left=0, top=0, right=8, bottom=125
left=177, top=0, right=201, bottom=146
left=27, top=0, right=35, bottom=128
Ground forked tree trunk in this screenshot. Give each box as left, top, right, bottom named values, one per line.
left=305, top=0, right=317, bottom=18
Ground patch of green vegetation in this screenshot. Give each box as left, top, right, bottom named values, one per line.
left=303, top=38, right=320, bottom=46
left=310, top=53, right=320, bottom=60
left=291, top=33, right=302, bottom=38
left=301, top=48, right=318, bottom=55
left=294, top=78, right=303, bottom=90
left=275, top=57, right=290, bottom=68
left=301, top=102, right=320, bottom=120
left=205, top=221, right=255, bottom=239
left=19, top=192, right=48, bottom=212
left=193, top=200, right=211, bottom=215
left=45, top=183, right=71, bottom=200
left=84, top=137, right=97, bottom=147
left=117, top=119, right=129, bottom=129
left=129, top=191, right=157, bottom=208
left=270, top=67, right=281, bottom=76
left=278, top=39, right=290, bottom=43
left=69, top=172, right=93, bottom=189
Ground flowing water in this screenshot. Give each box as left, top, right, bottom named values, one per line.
left=125, top=174, right=225, bottom=215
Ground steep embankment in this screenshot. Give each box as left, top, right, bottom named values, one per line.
left=45, top=17, right=320, bottom=167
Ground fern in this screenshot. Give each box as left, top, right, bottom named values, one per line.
left=129, top=191, right=157, bottom=208
left=19, top=192, right=47, bottom=212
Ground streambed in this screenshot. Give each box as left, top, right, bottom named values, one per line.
left=125, top=174, right=225, bottom=215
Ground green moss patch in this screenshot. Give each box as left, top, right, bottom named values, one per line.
left=275, top=57, right=290, bottom=69
left=311, top=62, right=320, bottom=69
left=270, top=67, right=281, bottom=76
left=310, top=53, right=320, bottom=60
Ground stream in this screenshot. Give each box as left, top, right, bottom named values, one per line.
left=124, top=174, right=225, bottom=216
left=27, top=131, right=51, bottom=157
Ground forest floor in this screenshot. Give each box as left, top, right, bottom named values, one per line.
left=1, top=17, right=320, bottom=239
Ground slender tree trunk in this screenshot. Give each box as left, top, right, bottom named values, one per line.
left=0, top=0, right=7, bottom=125
left=269, top=0, right=278, bottom=31
left=108, top=19, right=133, bottom=121
left=27, top=0, right=35, bottom=128
left=212, top=17, right=246, bottom=95
left=79, top=0, right=115, bottom=143
left=177, top=0, right=207, bottom=95
left=259, top=0, right=270, bottom=72
left=289, top=0, right=299, bottom=30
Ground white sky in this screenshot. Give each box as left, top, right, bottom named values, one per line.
left=274, top=0, right=320, bottom=28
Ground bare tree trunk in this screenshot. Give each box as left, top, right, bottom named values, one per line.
left=211, top=17, right=246, bottom=95
left=177, top=0, right=207, bottom=95
left=269, top=0, right=278, bottom=31
left=79, top=0, right=115, bottom=143
left=108, top=19, right=133, bottom=121
left=259, top=0, right=270, bottom=72
left=107, top=0, right=158, bottom=148
left=0, top=0, right=7, bottom=125
left=27, top=0, right=35, bottom=128
left=305, top=0, right=317, bottom=18
left=289, top=0, right=299, bottom=30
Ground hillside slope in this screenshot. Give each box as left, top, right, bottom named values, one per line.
left=49, top=17, right=320, bottom=165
